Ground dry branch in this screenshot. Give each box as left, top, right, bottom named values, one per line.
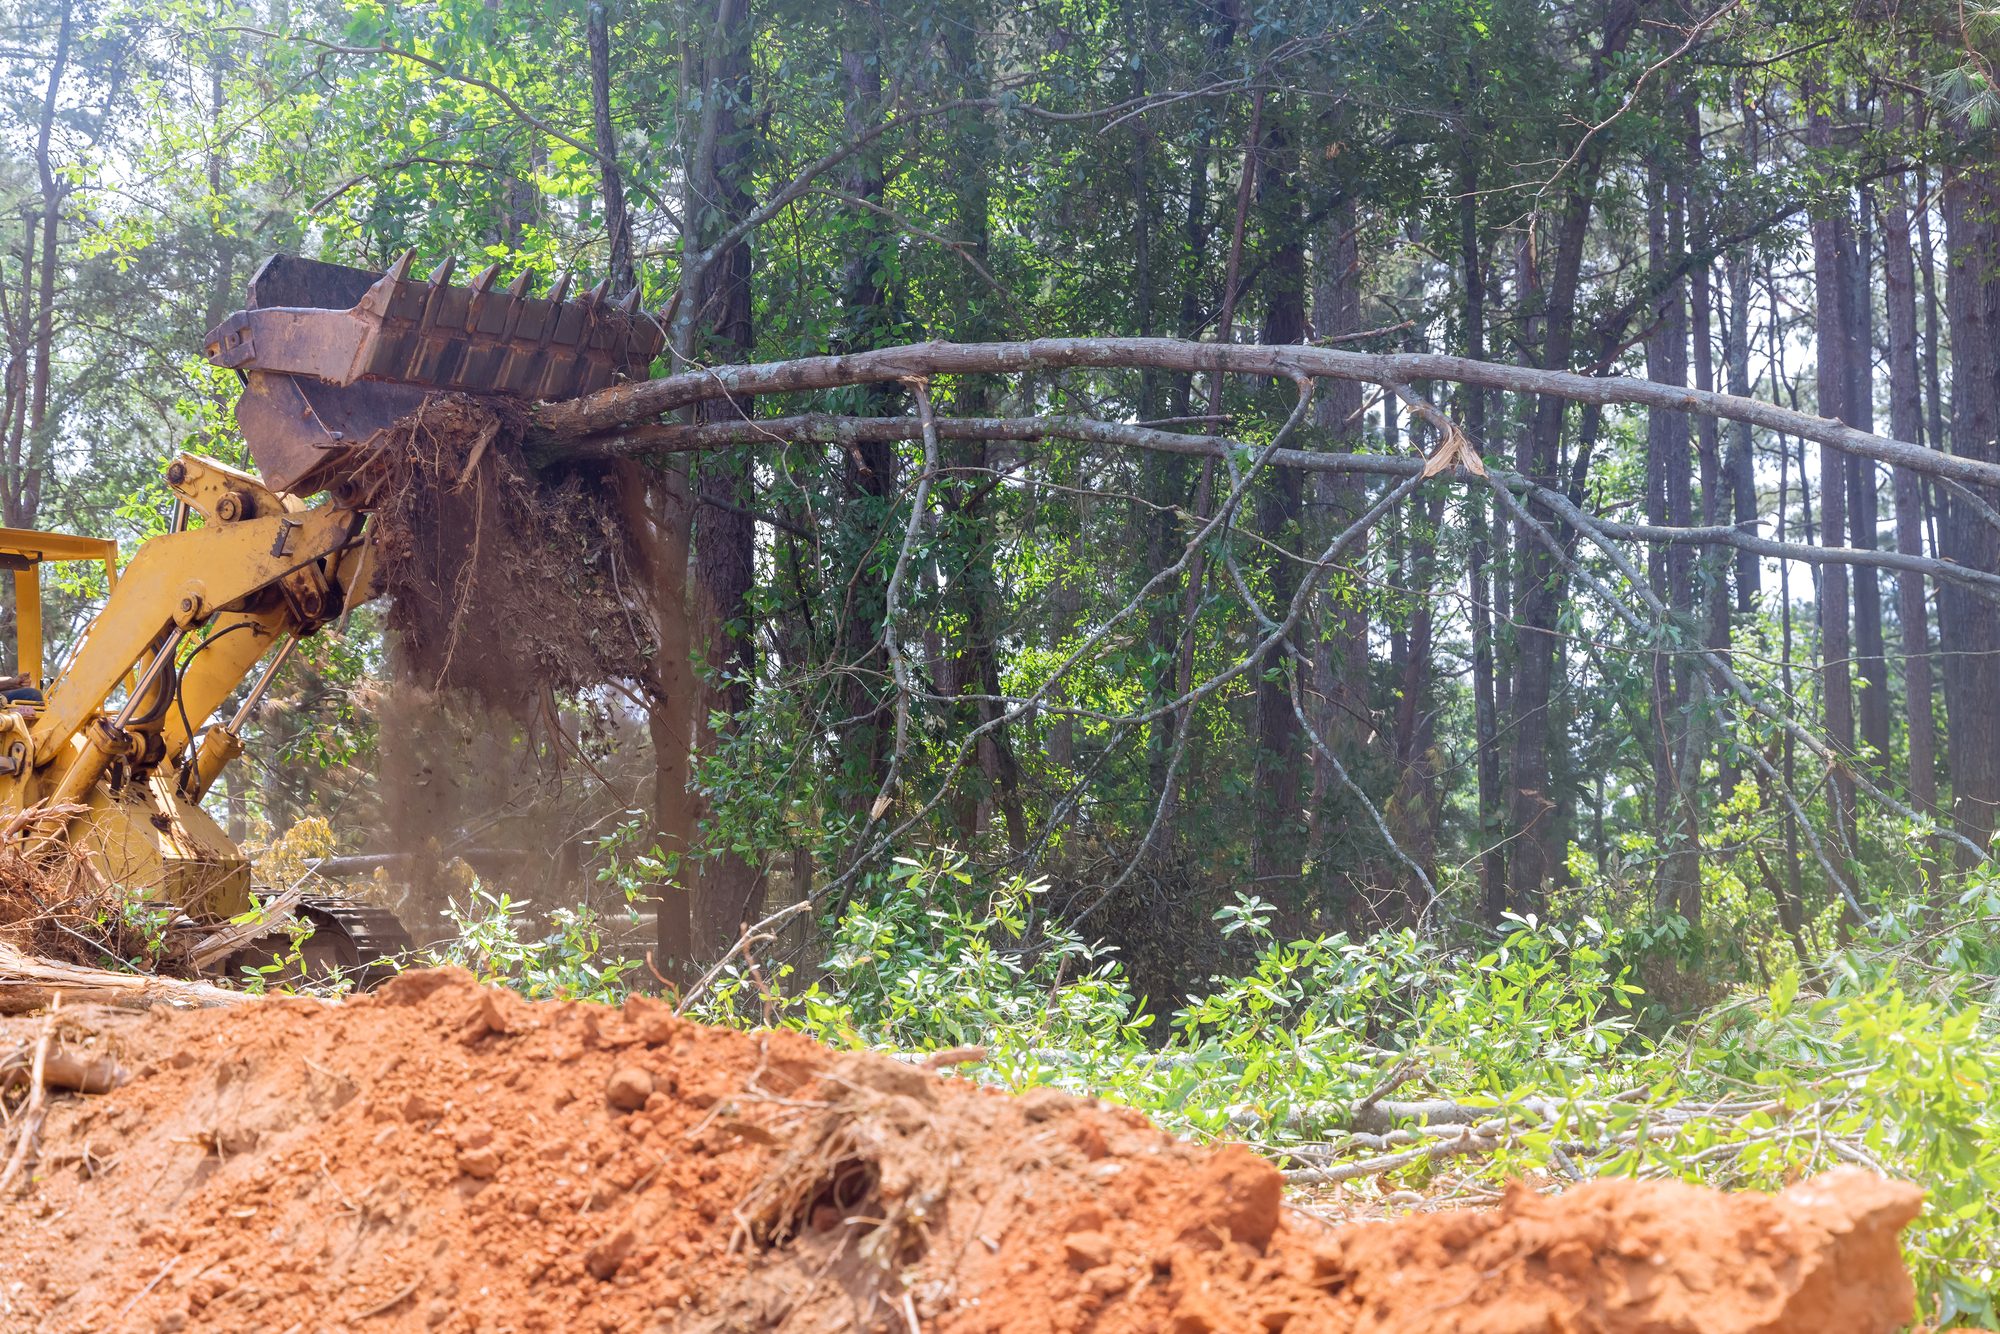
left=0, top=943, right=251, bottom=1010
left=577, top=412, right=2000, bottom=599
left=535, top=337, right=1992, bottom=490
left=0, top=999, right=55, bottom=1192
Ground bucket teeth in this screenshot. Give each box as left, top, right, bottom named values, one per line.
left=204, top=252, right=666, bottom=497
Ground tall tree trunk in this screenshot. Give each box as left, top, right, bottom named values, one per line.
left=1307, top=199, right=1367, bottom=925
left=1504, top=0, right=1639, bottom=915
left=205, top=39, right=235, bottom=334
left=1939, top=159, right=2000, bottom=858
left=1146, top=0, right=1238, bottom=810
left=1387, top=491, right=1445, bottom=909
left=1458, top=115, right=1505, bottom=924
left=1250, top=112, right=1307, bottom=896
left=1645, top=156, right=1699, bottom=920
left=1849, top=195, right=1892, bottom=766
left=939, top=4, right=1026, bottom=854
left=1807, top=85, right=1858, bottom=853
left=826, top=12, right=912, bottom=848
left=1692, top=262, right=1730, bottom=810
left=588, top=0, right=635, bottom=293
left=11, top=0, right=72, bottom=530
left=1881, top=108, right=1939, bottom=832
left=688, top=0, right=759, bottom=954
left=1726, top=80, right=1760, bottom=619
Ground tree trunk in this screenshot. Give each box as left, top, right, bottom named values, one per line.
left=1147, top=0, right=1239, bottom=821
left=587, top=0, right=635, bottom=293
left=689, top=0, right=759, bottom=955
left=828, top=15, right=909, bottom=836
left=1387, top=491, right=1445, bottom=908
left=1939, top=159, right=2000, bottom=858
left=940, top=6, right=1026, bottom=854
left=1250, top=112, right=1307, bottom=896
left=1459, top=120, right=1505, bottom=924
left=1503, top=0, right=1640, bottom=916
left=1880, top=113, right=1939, bottom=828
left=1807, top=87, right=1858, bottom=852
left=1726, top=80, right=1760, bottom=618
left=1645, top=146, right=1699, bottom=922
left=1307, top=199, right=1367, bottom=924
left=12, top=0, right=72, bottom=531
left=1849, top=195, right=1891, bottom=766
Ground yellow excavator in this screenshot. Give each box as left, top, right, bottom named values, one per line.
left=0, top=253, right=658, bottom=979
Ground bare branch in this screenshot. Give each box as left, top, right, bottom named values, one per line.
left=533, top=337, right=1995, bottom=491
left=565, top=412, right=2000, bottom=600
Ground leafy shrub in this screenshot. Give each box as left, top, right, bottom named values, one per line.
left=421, top=884, right=640, bottom=1003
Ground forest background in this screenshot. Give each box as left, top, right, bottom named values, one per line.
left=5, top=0, right=2000, bottom=1317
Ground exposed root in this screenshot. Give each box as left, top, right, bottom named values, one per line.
left=0, top=999, right=56, bottom=1193
left=371, top=394, right=664, bottom=716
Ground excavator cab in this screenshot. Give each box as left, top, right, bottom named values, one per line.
left=0, top=526, right=121, bottom=705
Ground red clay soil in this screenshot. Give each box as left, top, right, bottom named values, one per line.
left=0, top=969, right=1924, bottom=1334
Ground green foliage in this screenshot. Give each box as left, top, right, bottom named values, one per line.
left=422, top=884, right=641, bottom=1003
left=689, top=849, right=1146, bottom=1050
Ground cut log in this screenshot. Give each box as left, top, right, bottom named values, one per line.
left=0, top=943, right=250, bottom=1012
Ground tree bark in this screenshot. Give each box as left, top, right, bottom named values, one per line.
left=1458, top=114, right=1505, bottom=925
left=1387, top=491, right=1445, bottom=906
left=688, top=0, right=759, bottom=955
left=588, top=0, right=635, bottom=293
left=1808, top=86, right=1858, bottom=851
left=939, top=5, right=1026, bottom=854
left=541, top=339, right=1979, bottom=486
left=1880, top=110, right=1938, bottom=828
left=1849, top=195, right=1891, bottom=766
left=1308, top=199, right=1368, bottom=924
left=1250, top=111, right=1307, bottom=895
left=1726, top=79, right=1760, bottom=620
left=11, top=0, right=72, bottom=530
left=1939, top=159, right=2000, bottom=858
left=830, top=10, right=905, bottom=823
left=1645, top=151, right=1699, bottom=921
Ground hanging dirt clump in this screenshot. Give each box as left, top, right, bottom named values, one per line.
left=367, top=394, right=663, bottom=716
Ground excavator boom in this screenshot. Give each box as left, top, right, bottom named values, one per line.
left=0, top=251, right=654, bottom=983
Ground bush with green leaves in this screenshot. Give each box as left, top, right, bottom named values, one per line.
left=698, top=866, right=1997, bottom=1324
left=421, top=884, right=641, bottom=1003
left=688, top=850, right=1146, bottom=1052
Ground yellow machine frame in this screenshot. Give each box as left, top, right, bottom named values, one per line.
left=0, top=455, right=377, bottom=925
left=0, top=526, right=122, bottom=689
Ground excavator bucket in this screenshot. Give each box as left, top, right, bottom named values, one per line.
left=204, top=254, right=660, bottom=496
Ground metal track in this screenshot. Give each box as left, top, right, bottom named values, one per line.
left=297, top=895, right=417, bottom=990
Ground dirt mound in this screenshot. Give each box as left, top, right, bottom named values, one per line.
left=0, top=971, right=1923, bottom=1333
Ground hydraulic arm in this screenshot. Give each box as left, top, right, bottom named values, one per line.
left=0, top=250, right=654, bottom=959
